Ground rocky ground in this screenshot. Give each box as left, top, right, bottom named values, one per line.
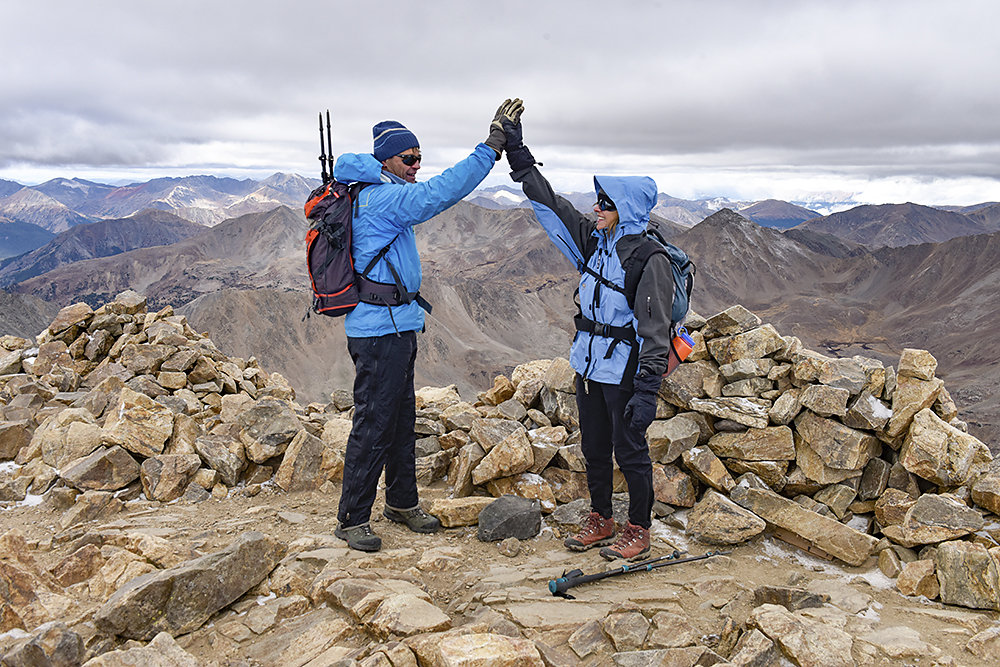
left=2, top=481, right=999, bottom=666
left=2, top=291, right=1000, bottom=666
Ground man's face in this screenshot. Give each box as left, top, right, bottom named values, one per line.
left=382, top=148, right=421, bottom=183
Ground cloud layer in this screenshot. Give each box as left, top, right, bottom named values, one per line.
left=2, top=1, right=999, bottom=204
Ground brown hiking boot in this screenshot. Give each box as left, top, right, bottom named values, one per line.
left=600, top=522, right=650, bottom=561
left=564, top=511, right=616, bottom=551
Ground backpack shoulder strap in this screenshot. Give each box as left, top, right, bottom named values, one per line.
left=622, top=234, right=667, bottom=310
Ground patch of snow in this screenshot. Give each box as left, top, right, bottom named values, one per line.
left=847, top=515, right=870, bottom=532
left=256, top=592, right=276, bottom=606
left=652, top=516, right=689, bottom=552
left=17, top=494, right=44, bottom=508
left=866, top=394, right=893, bottom=419
left=0, top=628, right=31, bottom=643
left=762, top=538, right=895, bottom=590
left=763, top=537, right=846, bottom=573
left=858, top=606, right=881, bottom=623
left=851, top=568, right=895, bottom=591
left=0, top=461, right=19, bottom=474
left=491, top=190, right=524, bottom=204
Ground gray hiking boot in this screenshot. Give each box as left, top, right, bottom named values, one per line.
left=334, top=522, right=381, bottom=552
left=383, top=504, right=441, bottom=533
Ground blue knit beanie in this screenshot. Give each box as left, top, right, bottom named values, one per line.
left=372, top=121, right=419, bottom=162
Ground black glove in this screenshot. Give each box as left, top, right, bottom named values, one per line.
left=502, top=117, right=538, bottom=172
left=485, top=98, right=524, bottom=158
left=624, top=373, right=662, bottom=433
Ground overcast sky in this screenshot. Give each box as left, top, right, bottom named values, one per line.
left=2, top=0, right=999, bottom=205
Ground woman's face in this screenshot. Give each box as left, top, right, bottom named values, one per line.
left=594, top=193, right=619, bottom=231
left=595, top=208, right=619, bottom=231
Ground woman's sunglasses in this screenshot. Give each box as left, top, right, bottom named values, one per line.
left=596, top=194, right=616, bottom=211
left=397, top=153, right=422, bottom=166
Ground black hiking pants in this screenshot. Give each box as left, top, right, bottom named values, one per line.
left=575, top=374, right=653, bottom=529
left=337, top=331, right=419, bottom=528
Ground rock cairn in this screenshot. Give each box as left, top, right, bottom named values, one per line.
left=429, top=304, right=1000, bottom=613
left=2, top=293, right=1000, bottom=664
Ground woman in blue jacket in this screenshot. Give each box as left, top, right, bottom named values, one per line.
left=332, top=100, right=522, bottom=552
left=503, top=118, right=675, bottom=561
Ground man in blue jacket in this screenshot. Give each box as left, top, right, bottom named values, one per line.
left=332, top=100, right=523, bottom=552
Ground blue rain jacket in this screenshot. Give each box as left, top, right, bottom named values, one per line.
left=522, top=172, right=660, bottom=384
left=333, top=144, right=497, bottom=337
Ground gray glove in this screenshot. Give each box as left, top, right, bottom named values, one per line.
left=485, top=98, right=524, bottom=158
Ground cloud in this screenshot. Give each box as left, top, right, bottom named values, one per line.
left=2, top=0, right=999, bottom=204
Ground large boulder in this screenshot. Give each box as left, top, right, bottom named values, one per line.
left=899, top=408, right=993, bottom=486
left=94, top=531, right=284, bottom=640
left=794, top=410, right=880, bottom=471
left=731, top=486, right=878, bottom=566
left=881, top=494, right=984, bottom=548
left=934, top=540, right=1000, bottom=611
left=706, top=426, right=794, bottom=461
left=748, top=603, right=855, bottom=667
left=60, top=446, right=140, bottom=491
left=687, top=490, right=765, bottom=545
left=100, top=387, right=175, bottom=458
left=972, top=465, right=1000, bottom=515
left=140, top=454, right=201, bottom=502
left=237, top=398, right=302, bottom=463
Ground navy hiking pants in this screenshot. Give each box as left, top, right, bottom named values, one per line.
left=575, top=374, right=653, bottom=529
left=337, top=331, right=419, bottom=528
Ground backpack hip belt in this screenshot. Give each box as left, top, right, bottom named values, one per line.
left=574, top=313, right=641, bottom=389
left=574, top=314, right=636, bottom=344
left=356, top=274, right=431, bottom=312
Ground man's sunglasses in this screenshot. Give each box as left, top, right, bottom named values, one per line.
left=596, top=194, right=616, bottom=211
left=397, top=153, right=422, bottom=166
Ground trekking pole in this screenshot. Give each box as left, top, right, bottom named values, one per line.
left=325, top=110, right=335, bottom=181
left=548, top=550, right=729, bottom=599
left=318, top=112, right=329, bottom=184
left=548, top=549, right=685, bottom=598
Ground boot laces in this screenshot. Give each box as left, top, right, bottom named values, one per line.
left=618, top=523, right=644, bottom=546
left=581, top=512, right=608, bottom=537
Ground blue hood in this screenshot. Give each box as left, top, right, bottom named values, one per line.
left=594, top=175, right=657, bottom=235
left=334, top=152, right=387, bottom=184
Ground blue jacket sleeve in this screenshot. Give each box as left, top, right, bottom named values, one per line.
left=367, top=144, right=497, bottom=229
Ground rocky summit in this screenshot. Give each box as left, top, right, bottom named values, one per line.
left=1, top=292, right=999, bottom=666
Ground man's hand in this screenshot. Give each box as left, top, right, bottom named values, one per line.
left=485, top=98, right=524, bottom=158
left=492, top=98, right=524, bottom=130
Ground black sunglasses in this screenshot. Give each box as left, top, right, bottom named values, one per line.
left=397, top=153, right=422, bottom=166
left=596, top=193, right=616, bottom=211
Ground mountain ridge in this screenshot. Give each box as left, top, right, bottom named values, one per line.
left=0, top=209, right=205, bottom=287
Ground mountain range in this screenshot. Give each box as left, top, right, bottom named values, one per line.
left=4, top=172, right=999, bottom=257
left=2, top=175, right=999, bottom=450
